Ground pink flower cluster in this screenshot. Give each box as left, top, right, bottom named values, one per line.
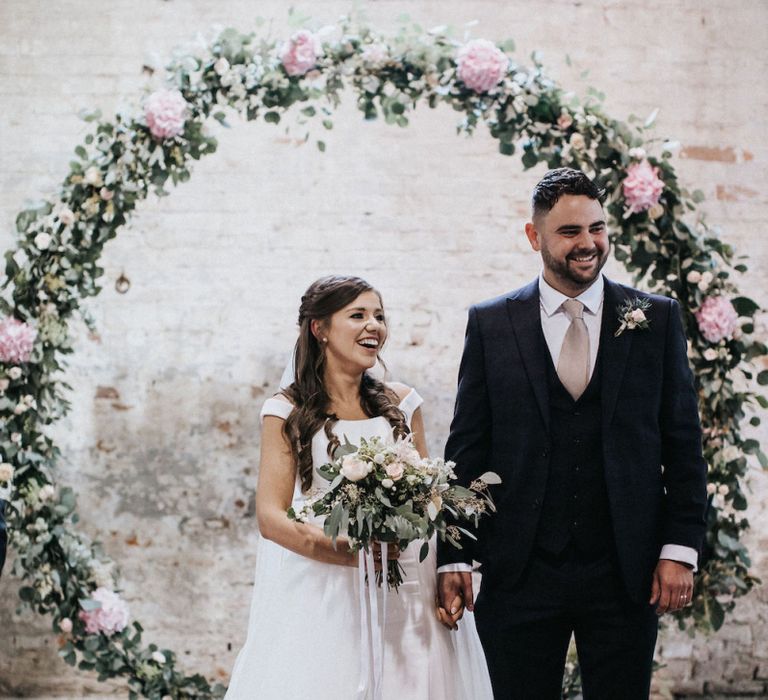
left=144, top=89, right=188, bottom=140
left=78, top=587, right=130, bottom=635
left=696, top=296, right=739, bottom=343
left=281, top=30, right=320, bottom=77
left=0, top=317, right=37, bottom=364
left=456, top=39, right=508, bottom=94
left=622, top=159, right=665, bottom=215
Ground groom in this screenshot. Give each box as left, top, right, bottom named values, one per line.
left=437, top=168, right=707, bottom=698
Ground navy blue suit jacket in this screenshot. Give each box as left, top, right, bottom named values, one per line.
left=437, top=277, right=708, bottom=603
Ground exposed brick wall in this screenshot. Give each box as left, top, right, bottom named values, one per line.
left=0, top=1, right=765, bottom=696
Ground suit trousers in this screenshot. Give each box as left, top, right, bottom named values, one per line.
left=474, top=547, right=658, bottom=700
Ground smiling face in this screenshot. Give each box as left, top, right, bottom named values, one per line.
left=316, top=290, right=387, bottom=374
left=525, top=194, right=609, bottom=296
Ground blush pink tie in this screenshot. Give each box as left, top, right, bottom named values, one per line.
left=557, top=299, right=590, bottom=400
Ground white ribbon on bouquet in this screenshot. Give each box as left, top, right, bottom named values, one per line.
left=355, top=544, right=388, bottom=700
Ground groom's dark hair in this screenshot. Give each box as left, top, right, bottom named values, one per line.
left=531, top=168, right=605, bottom=221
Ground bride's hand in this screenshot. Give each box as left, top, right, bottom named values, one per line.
left=435, top=594, right=464, bottom=630
left=360, top=541, right=401, bottom=572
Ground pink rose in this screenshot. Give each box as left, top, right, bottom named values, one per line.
left=629, top=309, right=647, bottom=324
left=281, top=30, right=320, bottom=77
left=78, top=587, right=130, bottom=636
left=0, top=317, right=37, bottom=364
left=59, top=617, right=73, bottom=633
left=622, top=159, right=664, bottom=215
left=144, top=89, right=188, bottom=140
left=340, top=454, right=371, bottom=482
left=384, top=461, right=405, bottom=481
left=695, top=296, right=739, bottom=343
left=557, top=113, right=573, bottom=130
left=456, top=39, right=508, bottom=94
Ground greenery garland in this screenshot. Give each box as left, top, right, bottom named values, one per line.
left=1, top=14, right=765, bottom=699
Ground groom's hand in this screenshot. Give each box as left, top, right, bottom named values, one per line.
left=438, top=571, right=474, bottom=627
left=650, top=559, right=694, bottom=615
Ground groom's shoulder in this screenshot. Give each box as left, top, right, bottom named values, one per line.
left=472, top=280, right=537, bottom=315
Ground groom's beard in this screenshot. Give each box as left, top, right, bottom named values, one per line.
left=541, top=246, right=608, bottom=289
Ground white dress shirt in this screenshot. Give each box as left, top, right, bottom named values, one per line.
left=438, top=274, right=697, bottom=574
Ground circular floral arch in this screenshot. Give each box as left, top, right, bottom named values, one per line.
left=2, top=17, right=765, bottom=698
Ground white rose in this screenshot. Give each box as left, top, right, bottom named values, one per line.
left=59, top=617, right=73, bottom=633
left=628, top=146, right=646, bottom=160
left=0, top=378, right=8, bottom=392
left=629, top=309, right=646, bottom=324
left=373, top=453, right=385, bottom=465
left=13, top=403, right=27, bottom=415
left=34, top=232, right=52, bottom=250
left=686, top=270, right=702, bottom=284
left=151, top=651, right=166, bottom=664
left=340, top=454, right=371, bottom=482
left=569, top=133, right=586, bottom=150
left=718, top=484, right=729, bottom=496
left=213, top=57, right=230, bottom=75
left=381, top=478, right=394, bottom=489
left=0, top=463, right=13, bottom=482
left=8, top=367, right=22, bottom=380
left=39, top=484, right=55, bottom=501
left=698, top=271, right=713, bottom=291
left=706, top=483, right=717, bottom=495
left=58, top=208, right=75, bottom=226
left=703, top=348, right=718, bottom=361
left=84, top=166, right=103, bottom=187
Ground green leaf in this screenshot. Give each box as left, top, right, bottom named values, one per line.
left=498, top=142, right=514, bottom=156
left=317, top=140, right=326, bottom=152
left=478, top=471, right=502, bottom=485
left=264, top=111, right=280, bottom=124
left=74, top=145, right=88, bottom=160
left=731, top=297, right=760, bottom=317
left=419, top=541, right=430, bottom=562
left=758, top=371, right=768, bottom=386
left=758, top=450, right=768, bottom=469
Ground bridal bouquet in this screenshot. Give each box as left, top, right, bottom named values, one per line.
left=288, top=435, right=498, bottom=590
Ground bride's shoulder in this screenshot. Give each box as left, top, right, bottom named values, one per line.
left=385, top=381, right=413, bottom=404
left=260, top=392, right=295, bottom=422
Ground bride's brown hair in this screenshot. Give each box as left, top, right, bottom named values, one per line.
left=282, top=275, right=409, bottom=492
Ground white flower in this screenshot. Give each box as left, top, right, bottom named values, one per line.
left=648, top=203, right=664, bottom=220
left=686, top=270, right=702, bottom=284
left=706, top=483, right=717, bottom=495
left=629, top=309, right=646, bottom=324
left=569, top=133, right=586, bottom=150
left=84, top=166, right=103, bottom=187
left=0, top=378, right=8, bottom=392
left=59, top=617, right=73, bottom=633
left=703, top=348, right=718, bottom=361
left=151, top=651, right=166, bottom=664
left=213, top=57, right=230, bottom=75
left=0, top=463, right=13, bottom=482
left=381, top=478, right=394, bottom=489
left=10, top=432, right=21, bottom=444
left=340, top=454, right=372, bottom=482
left=13, top=403, right=28, bottom=415
left=722, top=446, right=740, bottom=463
left=8, top=367, right=22, bottom=380
left=698, top=271, right=714, bottom=292
left=39, top=484, right=55, bottom=501
left=629, top=146, right=647, bottom=160
left=373, top=453, right=386, bottom=465
left=718, top=484, right=729, bottom=496
left=34, top=232, right=52, bottom=250
left=58, top=208, right=75, bottom=226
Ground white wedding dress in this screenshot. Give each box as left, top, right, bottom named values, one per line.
left=224, top=388, right=493, bottom=700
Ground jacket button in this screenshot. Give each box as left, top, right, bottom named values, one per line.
left=541, top=449, right=548, bottom=458
left=532, top=499, right=540, bottom=510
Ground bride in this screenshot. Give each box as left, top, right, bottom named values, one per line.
left=224, top=275, right=492, bottom=699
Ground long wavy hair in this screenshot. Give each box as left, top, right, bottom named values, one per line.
left=282, top=275, right=409, bottom=492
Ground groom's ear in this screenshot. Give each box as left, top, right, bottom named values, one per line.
left=525, top=222, right=541, bottom=252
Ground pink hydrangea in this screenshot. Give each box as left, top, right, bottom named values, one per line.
left=144, top=89, right=188, bottom=140
left=456, top=39, right=508, bottom=94
left=78, top=587, right=130, bottom=635
left=281, top=30, right=320, bottom=77
left=622, top=159, right=665, bottom=215
left=695, top=296, right=739, bottom=343
left=0, top=317, right=37, bottom=364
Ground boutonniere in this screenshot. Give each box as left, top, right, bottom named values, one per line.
left=615, top=297, right=651, bottom=337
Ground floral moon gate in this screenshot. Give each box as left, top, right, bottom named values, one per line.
left=1, top=17, right=765, bottom=699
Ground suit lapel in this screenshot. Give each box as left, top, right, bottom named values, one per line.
left=600, top=278, right=633, bottom=429
left=506, top=280, right=550, bottom=434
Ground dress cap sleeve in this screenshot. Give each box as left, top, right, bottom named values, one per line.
left=260, top=397, right=294, bottom=423
left=398, top=388, right=423, bottom=425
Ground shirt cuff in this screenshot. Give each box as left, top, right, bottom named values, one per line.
left=660, top=544, right=699, bottom=572
left=437, top=563, right=473, bottom=574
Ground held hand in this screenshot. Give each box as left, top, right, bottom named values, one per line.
left=649, top=559, right=694, bottom=615
left=437, top=571, right=474, bottom=629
